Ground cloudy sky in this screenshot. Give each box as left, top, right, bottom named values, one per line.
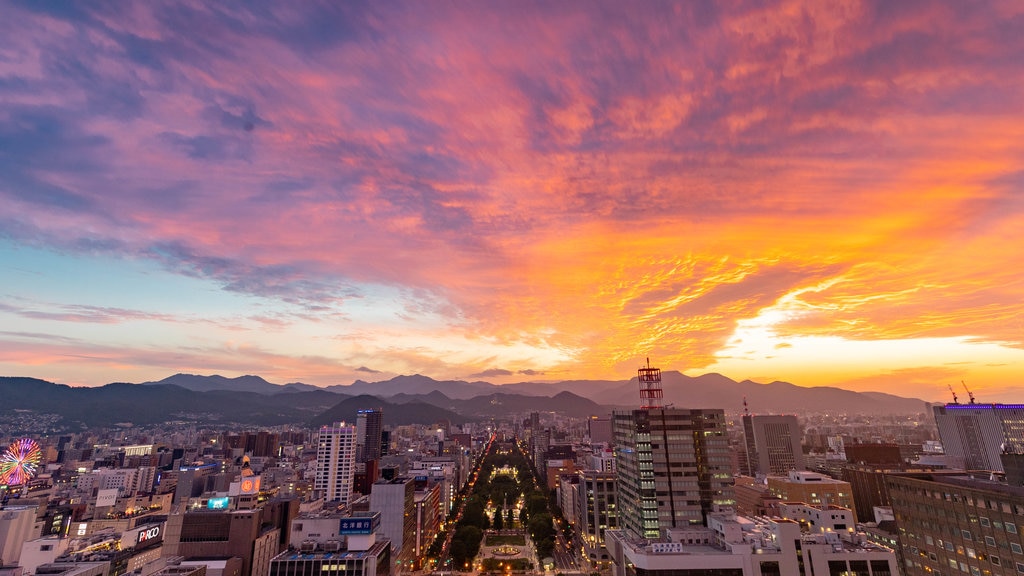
left=2, top=1, right=1023, bottom=400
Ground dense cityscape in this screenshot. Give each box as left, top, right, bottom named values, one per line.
left=4, top=2, right=1024, bottom=576
left=2, top=363, right=1023, bottom=576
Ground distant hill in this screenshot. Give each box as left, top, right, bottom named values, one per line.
left=310, top=394, right=467, bottom=427
left=142, top=373, right=319, bottom=394
left=326, top=374, right=500, bottom=399
left=1, top=369, right=929, bottom=430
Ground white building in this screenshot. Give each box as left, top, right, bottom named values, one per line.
left=606, top=505, right=898, bottom=576
left=314, top=423, right=357, bottom=506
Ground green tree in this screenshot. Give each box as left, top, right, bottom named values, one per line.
left=450, top=539, right=468, bottom=571
left=526, top=491, right=549, bottom=517
left=492, top=508, right=504, bottom=530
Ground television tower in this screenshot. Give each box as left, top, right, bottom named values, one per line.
left=638, top=357, right=663, bottom=408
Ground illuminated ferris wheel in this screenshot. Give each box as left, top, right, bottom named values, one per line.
left=0, top=438, right=43, bottom=486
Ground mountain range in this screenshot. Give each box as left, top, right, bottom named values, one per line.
left=0, top=371, right=929, bottom=430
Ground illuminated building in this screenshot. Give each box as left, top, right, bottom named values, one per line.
left=933, top=403, right=1024, bottom=472
left=314, top=423, right=357, bottom=506
left=766, top=471, right=855, bottom=521
left=613, top=361, right=734, bottom=539
left=356, top=410, right=383, bottom=465
left=577, top=470, right=617, bottom=569
left=887, top=471, right=1024, bottom=576
left=270, top=512, right=390, bottom=576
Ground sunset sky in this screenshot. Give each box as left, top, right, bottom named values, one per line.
left=2, top=1, right=1023, bottom=401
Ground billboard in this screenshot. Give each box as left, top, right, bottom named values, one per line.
left=338, top=513, right=380, bottom=535
left=208, top=497, right=230, bottom=510
left=229, top=476, right=261, bottom=496
left=137, top=525, right=161, bottom=544
left=96, top=488, right=118, bottom=507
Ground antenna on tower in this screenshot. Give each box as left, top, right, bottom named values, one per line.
left=637, top=357, right=663, bottom=409
left=743, top=396, right=749, bottom=416
left=962, top=380, right=976, bottom=404
left=947, top=384, right=959, bottom=404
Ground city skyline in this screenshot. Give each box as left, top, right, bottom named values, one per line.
left=2, top=2, right=1023, bottom=401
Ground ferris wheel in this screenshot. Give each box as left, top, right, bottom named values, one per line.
left=0, top=438, right=43, bottom=486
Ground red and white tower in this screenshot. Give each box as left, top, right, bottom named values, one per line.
left=637, top=357, right=663, bottom=408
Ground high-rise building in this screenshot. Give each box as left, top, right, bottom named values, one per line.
left=588, top=415, right=612, bottom=446
left=933, top=403, right=1024, bottom=472
left=743, top=414, right=804, bottom=476
left=315, top=422, right=357, bottom=506
left=613, top=407, right=734, bottom=538
left=370, top=477, right=416, bottom=565
left=577, top=470, right=617, bottom=570
left=356, top=409, right=383, bottom=464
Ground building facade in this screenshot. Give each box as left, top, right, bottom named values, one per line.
left=933, top=403, right=1024, bottom=472
left=766, top=471, right=855, bottom=520
left=887, top=472, right=1024, bottom=576
left=356, top=410, right=383, bottom=465
left=744, top=415, right=804, bottom=476
left=612, top=408, right=734, bottom=539
left=315, top=423, right=357, bottom=506
left=576, top=470, right=618, bottom=569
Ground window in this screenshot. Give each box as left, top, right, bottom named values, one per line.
left=986, top=536, right=997, bottom=546
left=992, top=555, right=1001, bottom=566
left=981, top=517, right=991, bottom=527
left=1009, top=522, right=1018, bottom=534
left=962, top=530, right=973, bottom=540
left=1012, top=543, right=1022, bottom=554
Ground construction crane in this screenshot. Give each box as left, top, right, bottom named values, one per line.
left=962, top=380, right=976, bottom=404
left=947, top=383, right=959, bottom=404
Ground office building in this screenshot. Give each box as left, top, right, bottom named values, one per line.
left=314, top=423, right=357, bottom=506
left=270, top=512, right=389, bottom=576
left=732, top=476, right=782, bottom=518
left=577, top=470, right=617, bottom=569
left=613, top=407, right=734, bottom=538
left=766, top=471, right=855, bottom=519
left=356, top=410, right=383, bottom=465
left=588, top=416, right=612, bottom=446
left=933, top=403, right=1024, bottom=472
left=0, top=507, right=37, bottom=567
left=887, top=471, right=1024, bottom=576
left=162, top=509, right=281, bottom=576
left=370, top=478, right=415, bottom=564
left=742, top=414, right=804, bottom=476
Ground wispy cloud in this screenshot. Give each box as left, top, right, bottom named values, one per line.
left=2, top=1, right=1024, bottom=395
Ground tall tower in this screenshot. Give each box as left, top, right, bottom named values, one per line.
left=314, top=422, right=357, bottom=505
left=637, top=357, right=662, bottom=408
left=614, top=360, right=734, bottom=539
left=356, top=409, right=384, bottom=464
left=741, top=397, right=757, bottom=476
